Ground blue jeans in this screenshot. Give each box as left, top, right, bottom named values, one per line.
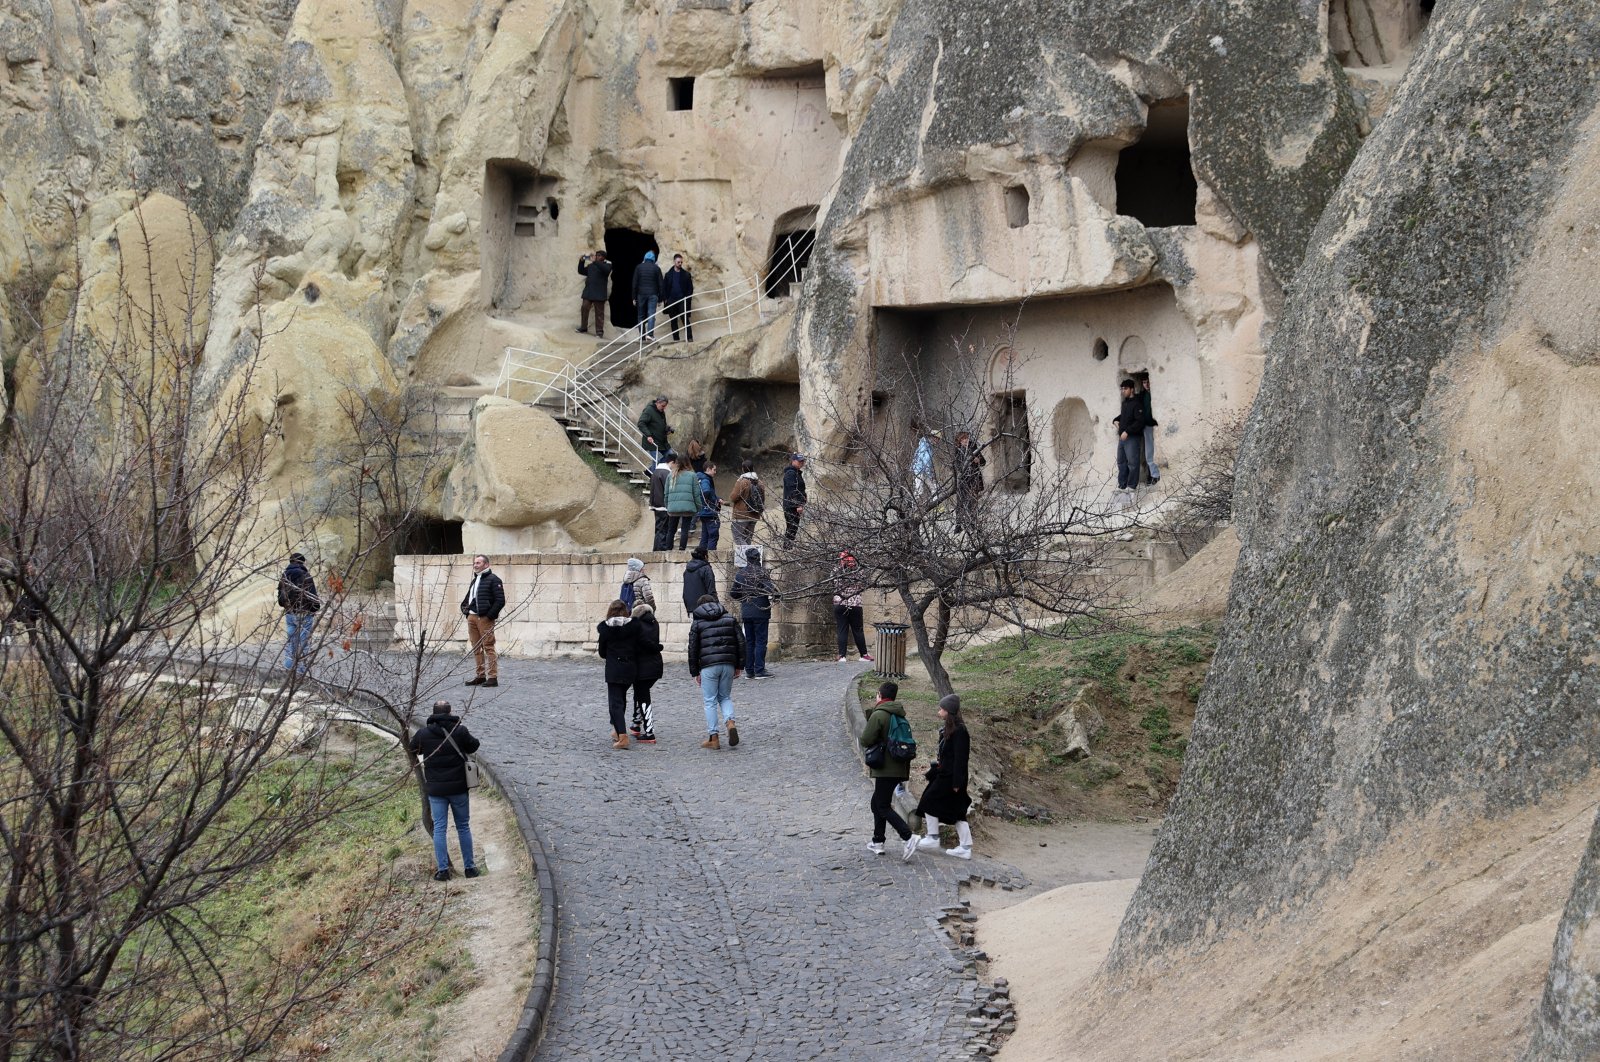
left=700, top=663, right=736, bottom=733
left=1142, top=425, right=1160, bottom=480
left=1116, top=436, right=1143, bottom=490
left=428, top=793, right=475, bottom=872
left=283, top=612, right=314, bottom=671
left=699, top=516, right=721, bottom=551
left=743, top=617, right=769, bottom=674
left=636, top=295, right=659, bottom=338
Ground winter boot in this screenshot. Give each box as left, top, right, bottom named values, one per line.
left=701, top=732, right=720, bottom=750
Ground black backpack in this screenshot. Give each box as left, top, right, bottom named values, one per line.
left=746, top=479, right=766, bottom=515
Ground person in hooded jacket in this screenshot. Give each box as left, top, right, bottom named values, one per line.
left=913, top=694, right=974, bottom=859
left=621, top=557, right=657, bottom=612
left=596, top=599, right=642, bottom=750
left=277, top=551, right=320, bottom=673
left=688, top=594, right=744, bottom=749
left=633, top=251, right=664, bottom=340
left=629, top=600, right=664, bottom=742
left=695, top=461, right=722, bottom=551
left=860, top=681, right=919, bottom=861
left=728, top=459, right=765, bottom=548
left=682, top=547, right=718, bottom=617
left=731, top=547, right=778, bottom=678
left=410, top=700, right=483, bottom=880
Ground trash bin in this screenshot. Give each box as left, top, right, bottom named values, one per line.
left=872, top=622, right=909, bottom=678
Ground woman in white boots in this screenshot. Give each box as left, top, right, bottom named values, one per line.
left=916, top=694, right=973, bottom=858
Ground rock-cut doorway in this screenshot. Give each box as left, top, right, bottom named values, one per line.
left=604, top=228, right=661, bottom=331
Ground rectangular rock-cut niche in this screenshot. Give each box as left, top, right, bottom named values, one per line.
left=1004, top=185, right=1031, bottom=228
left=766, top=206, right=818, bottom=298
left=1115, top=96, right=1197, bottom=228
left=668, top=77, right=695, bottom=112
left=1328, top=0, right=1434, bottom=67
left=482, top=160, right=560, bottom=312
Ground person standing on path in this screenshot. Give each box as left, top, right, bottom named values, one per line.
left=638, top=395, right=673, bottom=464
left=914, top=694, right=973, bottom=859
left=576, top=250, right=612, bottom=337
left=410, top=700, right=482, bottom=881
left=633, top=250, right=664, bottom=341
left=277, top=551, right=320, bottom=673
left=688, top=593, right=744, bottom=750
left=731, top=546, right=778, bottom=679
left=728, top=459, right=765, bottom=548
left=1135, top=370, right=1161, bottom=485
left=782, top=453, right=807, bottom=547
left=620, top=557, right=656, bottom=612
left=695, top=460, right=722, bottom=551
left=596, top=599, right=643, bottom=750
left=663, top=253, right=694, bottom=341
left=460, top=554, right=504, bottom=688
left=861, top=681, right=918, bottom=861
left=832, top=551, right=873, bottom=665
left=682, top=547, right=718, bottom=617
left=1112, top=378, right=1147, bottom=503
left=629, top=600, right=664, bottom=743
left=665, top=454, right=699, bottom=551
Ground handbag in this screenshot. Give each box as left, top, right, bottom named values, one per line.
left=426, top=725, right=483, bottom=790
left=864, top=741, right=887, bottom=769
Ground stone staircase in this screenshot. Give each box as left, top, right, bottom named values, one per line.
left=548, top=401, right=653, bottom=495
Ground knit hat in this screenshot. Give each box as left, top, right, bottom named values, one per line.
left=644, top=250, right=656, bottom=261
left=745, top=547, right=761, bottom=562
left=627, top=557, right=644, bottom=572
left=938, top=694, right=961, bottom=712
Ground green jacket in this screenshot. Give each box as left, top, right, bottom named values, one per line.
left=665, top=469, right=700, bottom=514
left=638, top=403, right=671, bottom=450
left=860, top=701, right=911, bottom=779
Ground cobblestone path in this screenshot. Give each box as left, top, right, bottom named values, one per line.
left=467, top=658, right=1019, bottom=1060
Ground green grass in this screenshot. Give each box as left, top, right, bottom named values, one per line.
left=570, top=438, right=637, bottom=490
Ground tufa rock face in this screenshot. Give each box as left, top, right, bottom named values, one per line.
left=1096, top=0, right=1600, bottom=1036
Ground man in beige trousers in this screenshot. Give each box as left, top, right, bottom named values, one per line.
left=459, top=555, right=505, bottom=688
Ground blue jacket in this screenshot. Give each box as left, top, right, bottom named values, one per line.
left=696, top=470, right=721, bottom=518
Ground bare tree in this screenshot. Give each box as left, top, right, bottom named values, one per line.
left=1158, top=408, right=1247, bottom=554
left=0, top=201, right=414, bottom=1059
left=783, top=339, right=1132, bottom=697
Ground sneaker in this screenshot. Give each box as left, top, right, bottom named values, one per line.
left=433, top=869, right=451, bottom=881
left=944, top=846, right=973, bottom=860
left=464, top=867, right=482, bottom=878
left=638, top=732, right=657, bottom=744
left=916, top=835, right=940, bottom=850
left=727, top=722, right=739, bottom=748
left=902, top=834, right=920, bottom=862
left=630, top=725, right=642, bottom=737
left=1115, top=531, right=1135, bottom=543
left=754, top=671, right=775, bottom=679
left=866, top=841, right=885, bottom=855
left=483, top=678, right=499, bottom=688
left=861, top=654, right=875, bottom=663
left=575, top=327, right=588, bottom=334
left=464, top=676, right=486, bottom=686
left=838, top=656, right=848, bottom=664
left=894, top=783, right=909, bottom=799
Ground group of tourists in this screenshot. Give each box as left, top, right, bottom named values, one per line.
left=862, top=682, right=974, bottom=861
left=1112, top=371, right=1160, bottom=500
left=576, top=249, right=695, bottom=343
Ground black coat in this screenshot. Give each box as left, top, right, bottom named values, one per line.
left=410, top=713, right=481, bottom=797
left=682, top=558, right=717, bottom=614
left=1114, top=394, right=1146, bottom=438
left=578, top=256, right=612, bottom=301
left=917, top=725, right=972, bottom=821
left=687, top=601, right=744, bottom=676
left=663, top=266, right=693, bottom=304
left=782, top=465, right=807, bottom=508
left=731, top=563, right=776, bottom=619
left=278, top=562, right=320, bottom=614
left=596, top=616, right=643, bottom=683
left=633, top=259, right=664, bottom=299
left=632, top=606, right=665, bottom=683
left=460, top=569, right=505, bottom=620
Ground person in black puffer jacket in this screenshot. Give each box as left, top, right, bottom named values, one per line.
left=682, top=548, right=717, bottom=617
left=597, top=599, right=643, bottom=750
left=630, top=602, right=665, bottom=742
left=409, top=701, right=483, bottom=881
left=688, top=596, right=745, bottom=750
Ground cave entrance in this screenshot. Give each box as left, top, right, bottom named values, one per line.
left=1115, top=97, right=1197, bottom=228
left=604, top=227, right=660, bottom=330
left=989, top=390, right=1033, bottom=494
left=397, top=518, right=464, bottom=556
left=765, top=206, right=818, bottom=298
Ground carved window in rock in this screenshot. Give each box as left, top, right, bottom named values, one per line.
left=1052, top=397, right=1096, bottom=465
left=1005, top=185, right=1030, bottom=228
left=1115, top=96, right=1197, bottom=228
left=766, top=206, right=819, bottom=298
left=669, top=77, right=696, bottom=112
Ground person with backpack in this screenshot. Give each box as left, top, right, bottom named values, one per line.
left=409, top=699, right=483, bottom=881
left=913, top=694, right=973, bottom=859
left=665, top=454, right=699, bottom=550
left=596, top=599, right=644, bottom=750
left=629, top=599, right=664, bottom=743
left=729, top=459, right=765, bottom=548
left=860, top=681, right=919, bottom=861
left=695, top=460, right=722, bottom=551
left=277, top=550, right=320, bottom=673
left=731, top=546, right=778, bottom=679
left=621, top=557, right=656, bottom=612
left=682, top=547, right=718, bottom=617
left=688, top=594, right=745, bottom=750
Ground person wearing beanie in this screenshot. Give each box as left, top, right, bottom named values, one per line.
left=682, top=546, right=718, bottom=617
left=276, top=550, right=321, bottom=673
left=633, top=250, right=664, bottom=340
left=408, top=699, right=482, bottom=880
left=620, top=557, right=656, bottom=612
left=731, top=546, right=778, bottom=679
left=915, top=693, right=974, bottom=858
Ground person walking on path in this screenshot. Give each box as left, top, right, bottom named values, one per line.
left=914, top=694, right=973, bottom=859
left=410, top=700, right=482, bottom=880
left=663, top=253, right=694, bottom=342
left=1112, top=378, right=1147, bottom=503
left=682, top=547, right=718, bottom=617
left=596, top=599, right=643, bottom=750
left=629, top=600, right=664, bottom=743
left=576, top=250, right=612, bottom=337
left=731, top=547, right=777, bottom=679
left=695, top=460, right=722, bottom=551
left=648, top=453, right=675, bottom=551
left=638, top=396, right=673, bottom=463
left=1134, top=370, right=1161, bottom=485
left=460, top=554, right=505, bottom=688
left=861, top=681, right=919, bottom=861
left=832, top=551, right=873, bottom=665
left=729, top=459, right=766, bottom=548
left=665, top=454, right=699, bottom=551
left=620, top=557, right=656, bottom=612
left=688, top=594, right=744, bottom=750
left=782, top=453, right=807, bottom=547
left=277, top=551, right=320, bottom=673
left=633, top=250, right=664, bottom=340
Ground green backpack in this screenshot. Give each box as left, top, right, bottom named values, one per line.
left=887, top=713, right=917, bottom=762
